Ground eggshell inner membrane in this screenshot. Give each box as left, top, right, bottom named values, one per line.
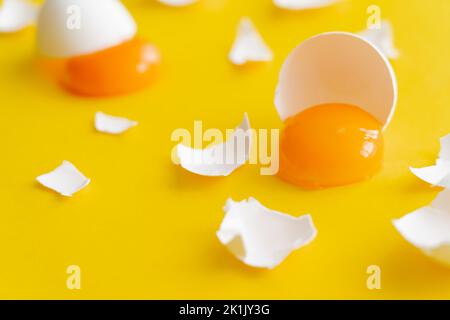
left=275, top=32, right=397, bottom=129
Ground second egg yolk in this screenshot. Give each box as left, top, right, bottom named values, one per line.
left=278, top=103, right=384, bottom=189
left=61, top=38, right=160, bottom=97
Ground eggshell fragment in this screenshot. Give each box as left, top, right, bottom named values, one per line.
left=95, top=112, right=138, bottom=135
left=176, top=114, right=251, bottom=177
left=393, top=188, right=450, bottom=266
left=36, top=161, right=90, bottom=197
left=410, top=134, right=450, bottom=188
left=273, top=0, right=338, bottom=10
left=229, top=17, right=273, bottom=66
left=274, top=32, right=397, bottom=129
left=37, top=0, right=137, bottom=57
left=157, top=0, right=197, bottom=6
left=217, top=198, right=317, bottom=269
left=0, top=0, right=39, bottom=33
left=358, top=21, right=399, bottom=60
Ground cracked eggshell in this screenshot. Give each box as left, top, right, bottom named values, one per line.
left=95, top=112, right=138, bottom=135
left=36, top=0, right=137, bottom=58
left=358, top=20, right=399, bottom=60
left=393, top=188, right=450, bottom=266
left=228, top=17, right=273, bottom=66
left=410, top=134, right=450, bottom=188
left=36, top=160, right=90, bottom=196
left=217, top=198, right=317, bottom=269
left=176, top=114, right=251, bottom=176
left=274, top=32, right=397, bottom=129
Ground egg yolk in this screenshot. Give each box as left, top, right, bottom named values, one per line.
left=278, top=103, right=384, bottom=189
left=61, top=38, right=160, bottom=97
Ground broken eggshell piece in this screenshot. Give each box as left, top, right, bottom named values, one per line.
left=36, top=0, right=137, bottom=58
left=229, top=17, right=273, bottom=66
left=36, top=161, right=90, bottom=197
left=0, top=0, right=39, bottom=33
left=176, top=114, right=251, bottom=176
left=217, top=198, right=317, bottom=269
left=410, top=134, right=450, bottom=188
left=358, top=20, right=399, bottom=60
left=273, top=0, right=339, bottom=10
left=95, top=111, right=138, bottom=135
left=274, top=32, right=397, bottom=129
left=393, top=188, right=450, bottom=266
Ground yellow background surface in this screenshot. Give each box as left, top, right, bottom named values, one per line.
left=1, top=0, right=450, bottom=299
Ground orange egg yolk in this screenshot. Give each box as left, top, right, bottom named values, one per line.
left=61, top=38, right=160, bottom=97
left=278, top=103, right=384, bottom=189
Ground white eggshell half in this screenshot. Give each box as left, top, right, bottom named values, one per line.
left=274, top=32, right=397, bottom=129
left=0, top=0, right=39, bottom=33
left=217, top=197, right=317, bottom=269
left=393, top=188, right=450, bottom=266
left=37, top=0, right=137, bottom=57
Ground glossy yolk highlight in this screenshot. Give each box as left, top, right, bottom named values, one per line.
left=62, top=38, right=160, bottom=97
left=278, top=103, right=384, bottom=189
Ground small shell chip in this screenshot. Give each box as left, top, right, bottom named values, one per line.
left=229, top=17, right=273, bottom=66
left=36, top=161, right=90, bottom=197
